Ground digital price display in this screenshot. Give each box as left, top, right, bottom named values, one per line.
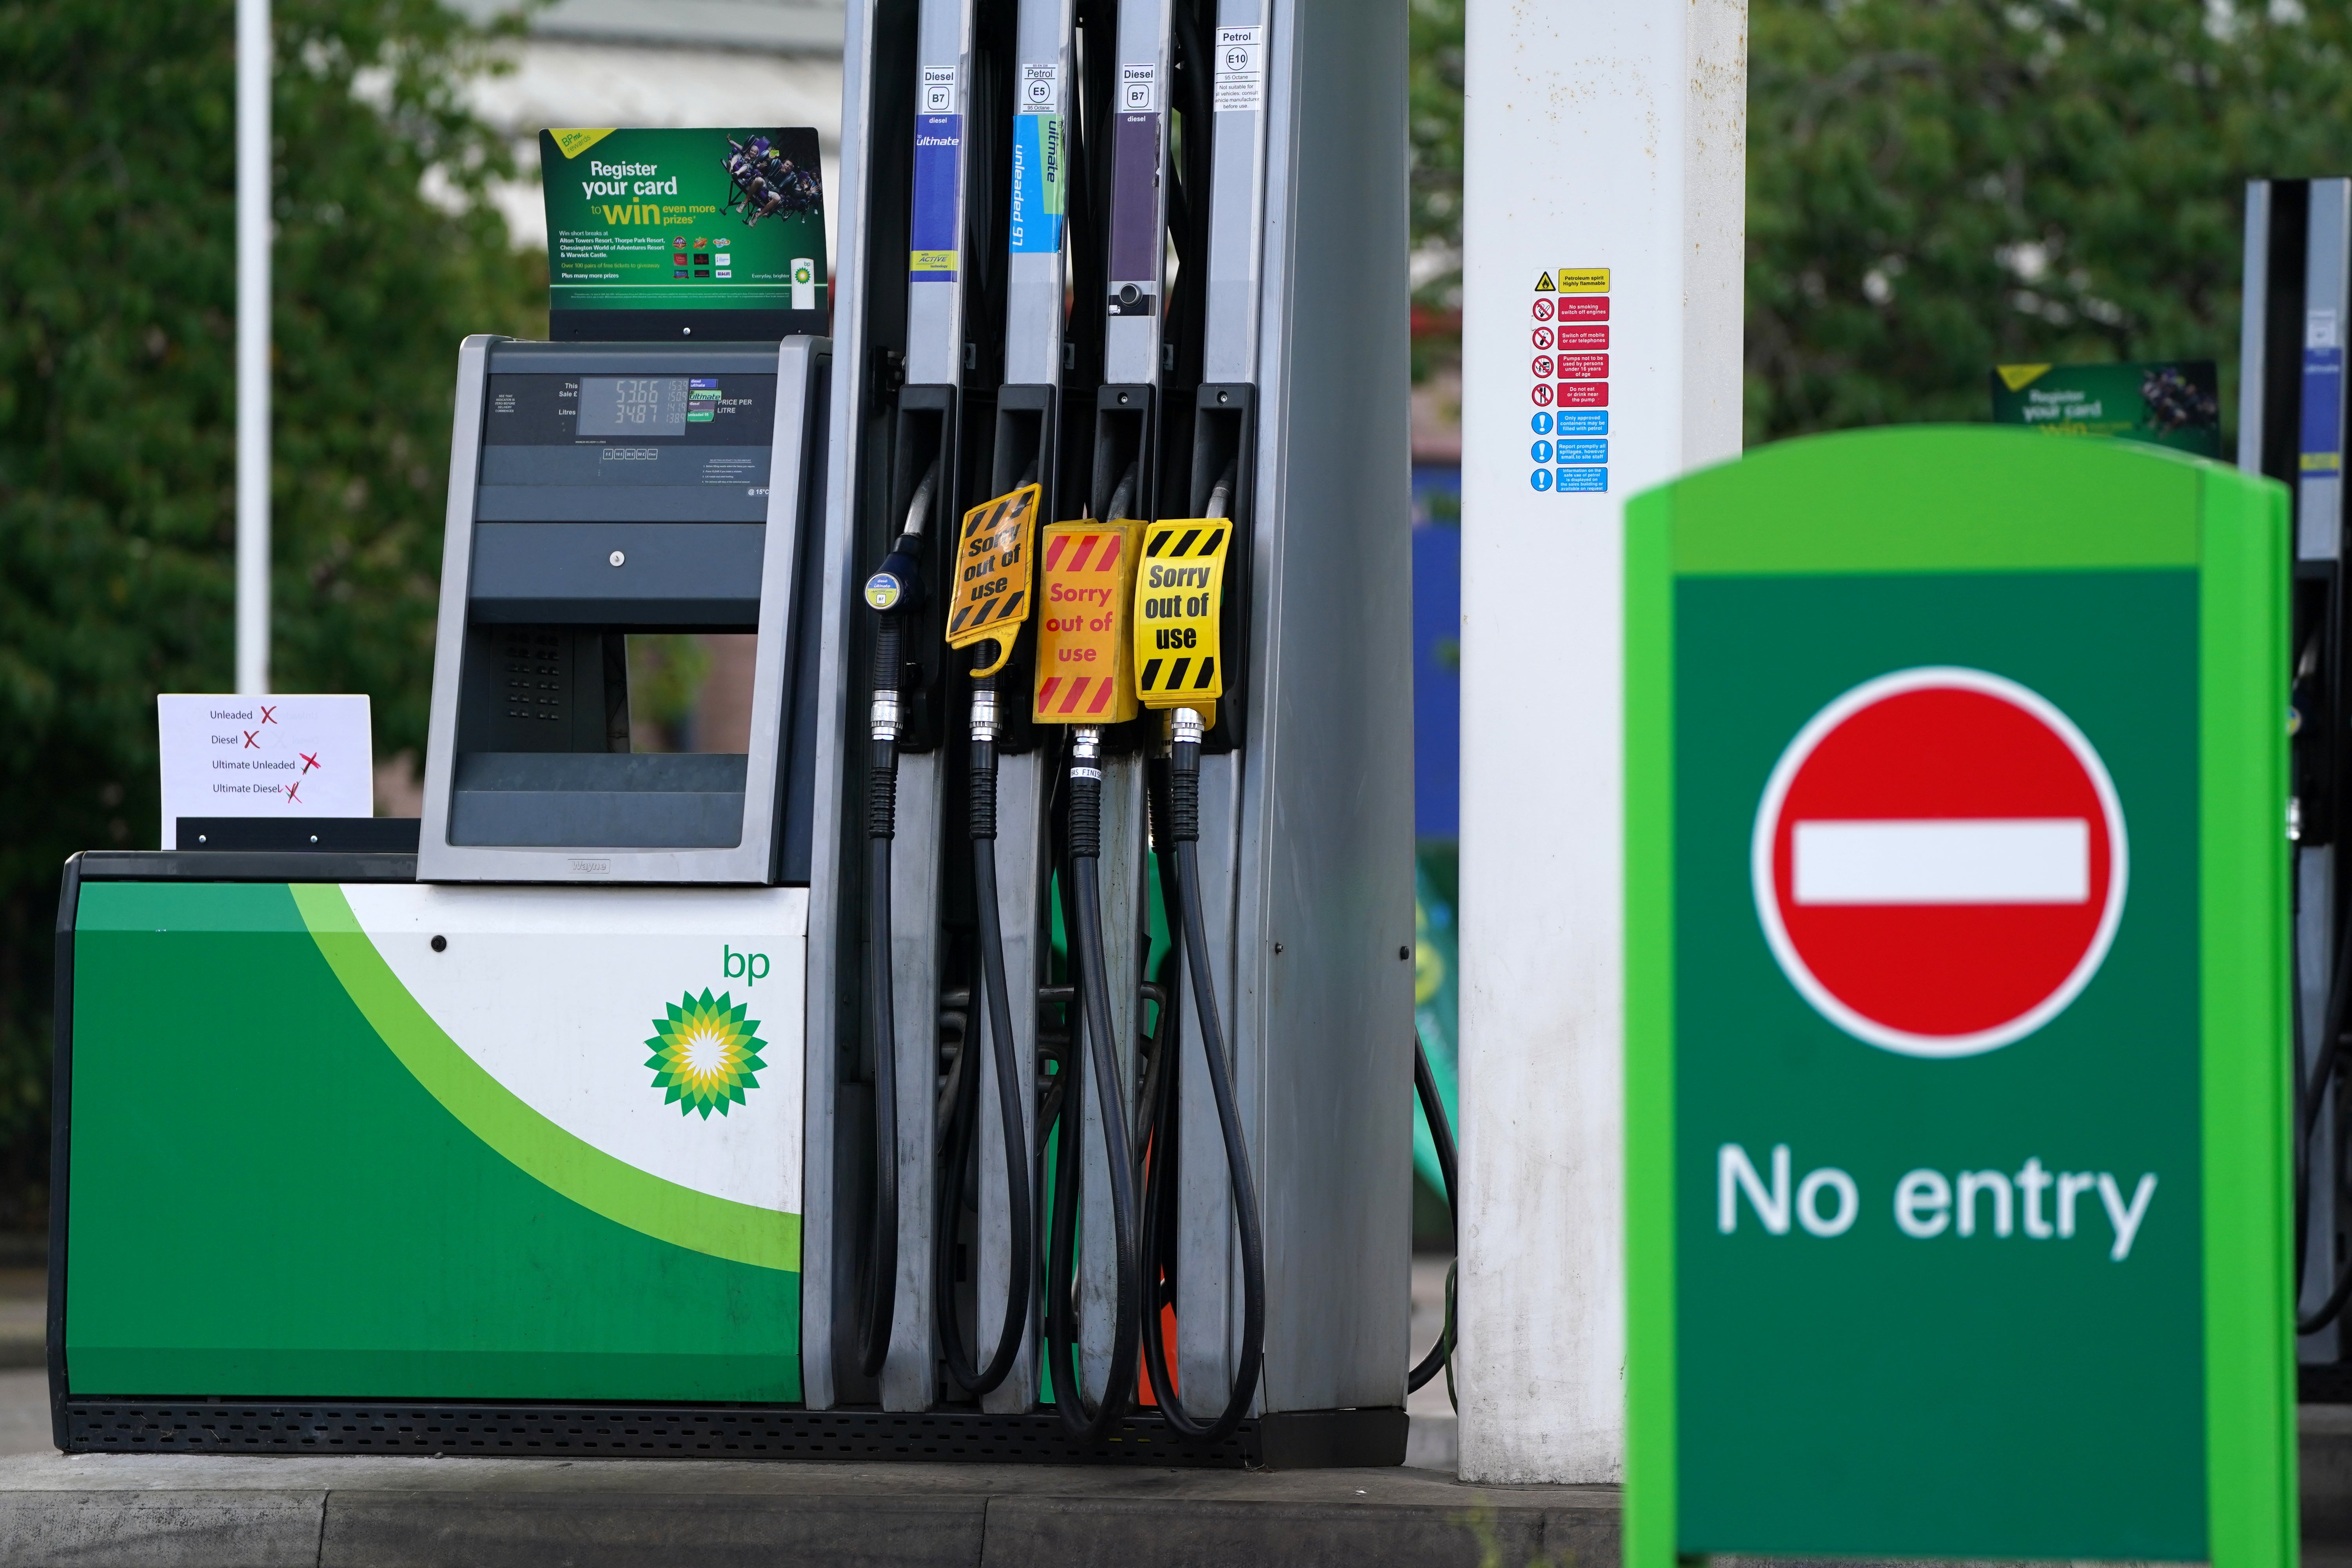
left=578, top=376, right=690, bottom=436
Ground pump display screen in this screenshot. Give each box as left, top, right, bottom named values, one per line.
left=579, top=376, right=691, bottom=436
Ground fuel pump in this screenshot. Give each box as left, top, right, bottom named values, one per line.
left=2243, top=177, right=2352, bottom=1386
left=810, top=0, right=1416, bottom=1461
left=56, top=0, right=1415, bottom=1466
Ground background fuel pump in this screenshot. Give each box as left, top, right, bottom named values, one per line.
left=2243, top=176, right=2352, bottom=1382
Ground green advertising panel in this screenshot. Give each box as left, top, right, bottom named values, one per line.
left=1992, top=360, right=2223, bottom=458
left=1624, top=428, right=2292, bottom=1567
left=540, top=127, right=826, bottom=341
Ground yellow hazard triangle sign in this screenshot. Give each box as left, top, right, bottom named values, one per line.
left=1534, top=271, right=1556, bottom=292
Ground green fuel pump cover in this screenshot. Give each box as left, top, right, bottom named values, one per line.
left=1622, top=427, right=2293, bottom=1568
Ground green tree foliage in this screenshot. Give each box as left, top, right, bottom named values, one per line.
left=1403, top=0, right=2352, bottom=435
left=0, top=0, right=542, bottom=1219
left=1747, top=0, right=2352, bottom=439
left=1408, top=0, right=1465, bottom=380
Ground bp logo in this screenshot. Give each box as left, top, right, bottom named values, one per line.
left=644, top=989, right=767, bottom=1118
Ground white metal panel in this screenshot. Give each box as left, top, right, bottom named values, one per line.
left=1455, top=0, right=1746, bottom=1486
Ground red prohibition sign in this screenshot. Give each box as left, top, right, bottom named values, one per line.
left=1750, top=667, right=2128, bottom=1057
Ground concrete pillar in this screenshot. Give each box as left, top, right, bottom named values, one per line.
left=1455, top=0, right=1747, bottom=1485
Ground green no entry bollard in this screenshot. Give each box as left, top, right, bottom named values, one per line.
left=1624, top=427, right=2293, bottom=1566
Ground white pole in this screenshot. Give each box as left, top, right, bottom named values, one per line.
left=1455, top=0, right=1746, bottom=1485
left=236, top=0, right=271, bottom=696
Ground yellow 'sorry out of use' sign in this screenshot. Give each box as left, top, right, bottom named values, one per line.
left=1132, top=518, right=1230, bottom=715
left=946, top=483, right=1039, bottom=677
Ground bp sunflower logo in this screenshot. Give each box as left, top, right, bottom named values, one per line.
left=645, top=989, right=766, bottom=1118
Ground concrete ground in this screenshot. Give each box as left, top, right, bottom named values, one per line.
left=1405, top=1252, right=1458, bottom=1470
left=0, top=1452, right=1610, bottom=1567
left=25, top=1254, right=2352, bottom=1566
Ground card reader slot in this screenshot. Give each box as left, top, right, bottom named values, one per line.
left=469, top=523, right=764, bottom=627
left=447, top=751, right=749, bottom=848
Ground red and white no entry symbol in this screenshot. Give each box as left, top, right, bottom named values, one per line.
left=1751, top=667, right=2128, bottom=1057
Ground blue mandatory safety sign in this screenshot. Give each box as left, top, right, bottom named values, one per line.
left=1557, top=466, right=1608, bottom=493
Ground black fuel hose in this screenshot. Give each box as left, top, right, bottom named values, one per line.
left=2297, top=891, right=2352, bottom=1334
left=936, top=668, right=1036, bottom=1396
left=1408, top=1031, right=1456, bottom=1394
left=1136, top=712, right=1266, bottom=1445
left=856, top=459, right=938, bottom=1379
left=1044, top=729, right=1147, bottom=1439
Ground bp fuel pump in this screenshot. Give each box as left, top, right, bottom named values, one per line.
left=46, top=0, right=1417, bottom=1470
left=806, top=0, right=1421, bottom=1459
left=2243, top=177, right=2352, bottom=1389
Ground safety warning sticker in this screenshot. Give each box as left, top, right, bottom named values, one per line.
left=1034, top=521, right=1141, bottom=725
left=1132, top=518, right=1229, bottom=710
left=947, top=484, right=1039, bottom=675
left=1530, top=266, right=1610, bottom=493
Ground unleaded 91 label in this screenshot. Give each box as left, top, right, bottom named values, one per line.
left=1132, top=518, right=1230, bottom=709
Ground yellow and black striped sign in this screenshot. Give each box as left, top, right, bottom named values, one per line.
left=1132, top=518, right=1229, bottom=709
left=946, top=483, right=1039, bottom=676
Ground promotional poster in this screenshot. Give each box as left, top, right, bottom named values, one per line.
left=1989, top=361, right=2222, bottom=458
left=540, top=127, right=828, bottom=341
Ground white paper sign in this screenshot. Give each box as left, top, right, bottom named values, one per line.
left=157, top=694, right=374, bottom=847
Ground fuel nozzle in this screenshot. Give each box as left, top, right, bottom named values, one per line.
left=864, top=460, right=938, bottom=619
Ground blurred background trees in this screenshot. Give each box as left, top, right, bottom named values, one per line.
left=0, top=0, right=541, bottom=1225
left=1746, top=0, right=2352, bottom=439
left=1405, top=0, right=2352, bottom=442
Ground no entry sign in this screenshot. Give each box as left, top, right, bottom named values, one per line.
left=1623, top=428, right=2292, bottom=1568
left=1753, top=667, right=2128, bottom=1057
